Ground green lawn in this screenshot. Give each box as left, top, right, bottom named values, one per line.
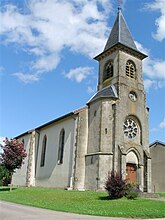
left=0, top=187, right=165, bottom=218
left=158, top=193, right=165, bottom=197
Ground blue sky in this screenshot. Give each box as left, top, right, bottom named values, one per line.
left=0, top=0, right=165, bottom=145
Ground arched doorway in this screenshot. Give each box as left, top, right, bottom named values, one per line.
left=126, top=163, right=137, bottom=184
left=126, top=151, right=138, bottom=184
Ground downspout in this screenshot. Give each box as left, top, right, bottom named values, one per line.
left=35, top=129, right=40, bottom=179
left=68, top=113, right=77, bottom=190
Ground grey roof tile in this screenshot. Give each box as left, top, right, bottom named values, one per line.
left=104, top=9, right=137, bottom=51
left=87, top=85, right=118, bottom=104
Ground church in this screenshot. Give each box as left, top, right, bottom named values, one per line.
left=12, top=8, right=152, bottom=193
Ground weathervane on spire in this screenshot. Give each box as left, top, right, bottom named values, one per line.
left=118, top=0, right=121, bottom=10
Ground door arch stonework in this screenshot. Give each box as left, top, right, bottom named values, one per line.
left=126, top=151, right=138, bottom=184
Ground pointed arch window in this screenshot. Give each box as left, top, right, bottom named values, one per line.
left=103, top=61, right=113, bottom=81
left=40, top=135, right=47, bottom=167
left=58, top=129, right=65, bottom=164
left=126, top=60, right=136, bottom=79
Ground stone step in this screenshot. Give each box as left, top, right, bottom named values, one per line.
left=139, top=192, right=160, bottom=198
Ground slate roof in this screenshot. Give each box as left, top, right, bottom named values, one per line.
left=104, top=8, right=137, bottom=51
left=87, top=85, right=118, bottom=104
left=94, top=8, right=147, bottom=61
left=14, top=112, right=74, bottom=138
left=150, top=140, right=165, bottom=148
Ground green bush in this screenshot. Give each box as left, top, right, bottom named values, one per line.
left=0, top=164, right=11, bottom=186
left=105, top=171, right=126, bottom=199
left=124, top=183, right=139, bottom=200
left=105, top=171, right=140, bottom=200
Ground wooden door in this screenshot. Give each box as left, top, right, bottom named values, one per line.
left=126, top=163, right=137, bottom=184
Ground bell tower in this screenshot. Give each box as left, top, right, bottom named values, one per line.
left=85, top=8, right=151, bottom=192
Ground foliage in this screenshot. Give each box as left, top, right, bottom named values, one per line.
left=105, top=171, right=126, bottom=199
left=0, top=187, right=165, bottom=218
left=0, top=138, right=27, bottom=174
left=0, top=164, right=12, bottom=186
left=124, top=183, right=139, bottom=199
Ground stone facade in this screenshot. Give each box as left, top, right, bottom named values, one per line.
left=150, top=141, right=165, bottom=192
left=12, top=9, right=152, bottom=192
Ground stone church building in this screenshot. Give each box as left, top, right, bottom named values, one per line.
left=12, top=9, right=152, bottom=192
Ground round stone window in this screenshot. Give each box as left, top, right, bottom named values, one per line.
left=123, top=118, right=138, bottom=139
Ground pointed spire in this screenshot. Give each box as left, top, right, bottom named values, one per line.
left=118, top=0, right=121, bottom=11
left=104, top=9, right=137, bottom=52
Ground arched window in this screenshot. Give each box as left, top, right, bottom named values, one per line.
left=58, top=129, right=65, bottom=164
left=103, top=61, right=113, bottom=81
left=126, top=60, right=136, bottom=79
left=40, top=135, right=47, bottom=167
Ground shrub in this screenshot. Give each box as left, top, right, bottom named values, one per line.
left=0, top=164, right=12, bottom=186
left=124, top=183, right=139, bottom=200
left=105, top=171, right=126, bottom=199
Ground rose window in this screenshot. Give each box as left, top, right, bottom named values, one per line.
left=123, top=119, right=138, bottom=139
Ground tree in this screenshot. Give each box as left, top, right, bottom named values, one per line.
left=0, top=138, right=27, bottom=189
left=105, top=171, right=126, bottom=199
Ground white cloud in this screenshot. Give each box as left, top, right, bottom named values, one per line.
left=144, top=79, right=165, bottom=92
left=31, top=54, right=60, bottom=73
left=150, top=118, right=165, bottom=134
left=144, top=79, right=155, bottom=92
left=0, top=137, right=6, bottom=153
left=143, top=58, right=165, bottom=80
left=0, top=66, right=5, bottom=72
left=65, top=66, right=94, bottom=83
left=0, top=137, right=5, bottom=146
left=0, top=66, right=5, bottom=76
left=87, top=86, right=96, bottom=94
left=135, top=41, right=150, bottom=55
left=135, top=41, right=165, bottom=91
left=0, top=0, right=112, bottom=83
left=13, top=72, right=39, bottom=83
left=145, top=0, right=165, bottom=41
left=159, top=118, right=165, bottom=129
left=150, top=127, right=159, bottom=133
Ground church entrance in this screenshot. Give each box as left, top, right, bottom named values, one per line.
left=126, top=163, right=137, bottom=184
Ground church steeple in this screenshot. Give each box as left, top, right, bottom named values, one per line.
left=94, top=9, right=147, bottom=61
left=86, top=4, right=151, bottom=193
left=93, top=8, right=147, bottom=92
left=104, top=8, right=137, bottom=52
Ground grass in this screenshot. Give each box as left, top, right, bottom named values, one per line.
left=0, top=187, right=165, bottom=218
left=157, top=193, right=165, bottom=197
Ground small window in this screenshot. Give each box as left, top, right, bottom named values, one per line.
left=126, top=60, right=136, bottom=79
left=129, top=91, right=137, bottom=102
left=40, top=135, right=47, bottom=167
left=103, top=61, right=113, bottom=81
left=58, top=129, right=65, bottom=164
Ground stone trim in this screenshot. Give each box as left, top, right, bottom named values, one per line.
left=85, top=152, right=113, bottom=157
